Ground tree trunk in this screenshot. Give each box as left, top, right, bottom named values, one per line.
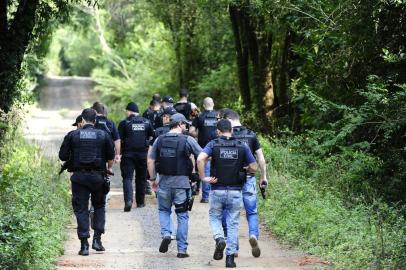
left=277, top=28, right=291, bottom=118
left=229, top=3, right=251, bottom=110
left=0, top=0, right=40, bottom=112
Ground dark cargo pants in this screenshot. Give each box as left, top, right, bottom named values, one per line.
left=120, top=156, right=147, bottom=206
left=71, top=172, right=106, bottom=239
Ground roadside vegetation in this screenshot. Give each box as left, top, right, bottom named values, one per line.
left=0, top=1, right=405, bottom=269
left=0, top=114, right=70, bottom=270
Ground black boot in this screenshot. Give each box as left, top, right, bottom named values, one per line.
left=226, top=254, right=236, bottom=268
left=124, top=201, right=132, bottom=212
left=213, top=237, right=226, bottom=260
left=159, top=235, right=172, bottom=253
left=92, top=237, right=105, bottom=251
left=92, top=231, right=105, bottom=251
left=78, top=238, right=89, bottom=256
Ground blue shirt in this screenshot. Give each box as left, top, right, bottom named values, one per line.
left=202, top=138, right=256, bottom=164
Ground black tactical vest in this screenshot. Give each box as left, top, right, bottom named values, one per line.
left=232, top=127, right=257, bottom=154
left=72, top=127, right=106, bottom=171
left=174, top=102, right=192, bottom=120
left=95, top=116, right=112, bottom=138
left=210, top=137, right=246, bottom=187
left=155, top=125, right=170, bottom=138
left=123, top=116, right=150, bottom=153
left=197, top=110, right=218, bottom=147
left=156, top=133, right=192, bottom=176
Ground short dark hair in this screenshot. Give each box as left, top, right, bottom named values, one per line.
left=150, top=99, right=159, bottom=106
left=169, top=121, right=181, bottom=129
left=218, top=108, right=232, bottom=119
left=223, top=109, right=240, bottom=121
left=92, top=102, right=105, bottom=115
left=152, top=93, right=161, bottom=102
left=81, top=108, right=96, bottom=123
left=179, top=88, right=188, bottom=98
left=216, top=119, right=232, bottom=133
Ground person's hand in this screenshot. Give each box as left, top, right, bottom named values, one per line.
left=259, top=179, right=268, bottom=189
left=149, top=179, right=158, bottom=192
left=106, top=168, right=114, bottom=176
left=202, top=176, right=218, bottom=184
left=115, top=154, right=121, bottom=163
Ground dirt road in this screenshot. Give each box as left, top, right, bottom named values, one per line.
left=25, top=76, right=316, bottom=270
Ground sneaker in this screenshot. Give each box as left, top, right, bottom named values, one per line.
left=159, top=236, right=172, bottom=253
left=249, top=235, right=261, bottom=258
left=177, top=253, right=190, bottom=258
left=200, top=198, right=209, bottom=203
left=124, top=201, right=132, bottom=212
left=213, top=237, right=226, bottom=260
left=171, top=235, right=176, bottom=240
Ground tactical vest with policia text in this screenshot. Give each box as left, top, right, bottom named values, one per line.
left=232, top=126, right=257, bottom=154
left=197, top=110, right=218, bottom=147
left=156, top=133, right=193, bottom=176
left=210, top=137, right=246, bottom=187
left=71, top=126, right=106, bottom=171
left=122, top=116, right=150, bottom=153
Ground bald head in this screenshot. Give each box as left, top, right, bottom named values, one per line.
left=203, top=97, right=214, bottom=110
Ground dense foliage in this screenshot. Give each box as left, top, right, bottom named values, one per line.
left=0, top=128, right=70, bottom=270
left=1, top=0, right=405, bottom=268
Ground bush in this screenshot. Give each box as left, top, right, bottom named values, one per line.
left=0, top=134, right=70, bottom=270
left=259, top=136, right=406, bottom=269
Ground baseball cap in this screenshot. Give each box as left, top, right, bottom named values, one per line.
left=170, top=113, right=191, bottom=125
left=163, top=96, right=174, bottom=103
left=162, top=107, right=177, bottom=116
left=72, top=115, right=82, bottom=126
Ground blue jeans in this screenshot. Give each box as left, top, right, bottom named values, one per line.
left=243, top=176, right=259, bottom=239
left=202, top=160, right=211, bottom=200
left=157, top=186, right=189, bottom=253
left=209, top=189, right=242, bottom=255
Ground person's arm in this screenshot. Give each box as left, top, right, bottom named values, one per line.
left=105, top=136, right=115, bottom=172
left=196, top=142, right=217, bottom=184
left=147, top=139, right=159, bottom=191
left=59, top=133, right=71, bottom=161
left=189, top=126, right=198, bottom=138
left=255, top=148, right=267, bottom=187
left=244, top=144, right=257, bottom=173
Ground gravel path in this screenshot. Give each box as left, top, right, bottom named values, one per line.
left=24, top=76, right=317, bottom=270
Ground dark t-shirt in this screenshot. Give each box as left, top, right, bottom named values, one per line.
left=232, top=126, right=261, bottom=154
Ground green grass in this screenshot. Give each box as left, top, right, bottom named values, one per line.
left=0, top=135, right=70, bottom=270
left=258, top=136, right=406, bottom=270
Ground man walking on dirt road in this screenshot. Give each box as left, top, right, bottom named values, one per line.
left=197, top=119, right=257, bottom=268
left=59, top=108, right=115, bottom=256
left=147, top=113, right=202, bottom=258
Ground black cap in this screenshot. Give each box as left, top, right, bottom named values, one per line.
left=163, top=96, right=174, bottom=103
left=72, top=115, right=82, bottom=126
left=126, top=102, right=139, bottom=113
left=162, top=107, right=177, bottom=116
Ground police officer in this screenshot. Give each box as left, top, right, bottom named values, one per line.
left=197, top=119, right=257, bottom=268
left=173, top=89, right=197, bottom=121
left=118, top=102, right=154, bottom=211
left=189, top=97, right=218, bottom=203
left=150, top=106, right=177, bottom=146
left=147, top=113, right=202, bottom=258
left=222, top=109, right=268, bottom=258
left=92, top=102, right=121, bottom=162
left=59, top=108, right=115, bottom=256
left=143, top=99, right=162, bottom=129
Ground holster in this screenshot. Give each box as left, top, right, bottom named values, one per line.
left=174, top=189, right=193, bottom=213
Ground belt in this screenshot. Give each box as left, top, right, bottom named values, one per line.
left=211, top=185, right=242, bottom=191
